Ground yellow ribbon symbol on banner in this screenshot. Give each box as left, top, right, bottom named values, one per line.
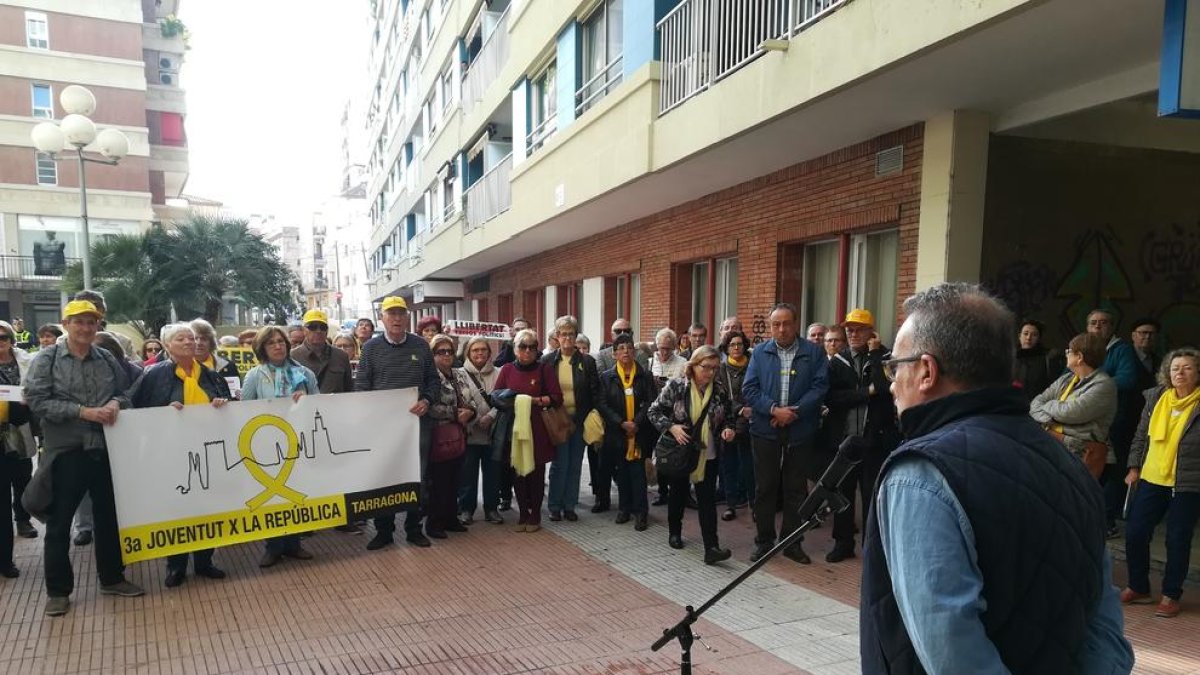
left=238, top=414, right=307, bottom=510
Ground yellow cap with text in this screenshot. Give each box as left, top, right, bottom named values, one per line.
left=381, top=296, right=408, bottom=312
left=62, top=300, right=103, bottom=321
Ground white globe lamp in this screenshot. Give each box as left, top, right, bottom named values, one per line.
left=30, top=122, right=66, bottom=154
left=60, top=114, right=97, bottom=147
left=60, top=85, right=97, bottom=116
left=96, top=128, right=130, bottom=160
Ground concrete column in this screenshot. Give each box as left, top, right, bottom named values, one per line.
left=915, top=110, right=990, bottom=289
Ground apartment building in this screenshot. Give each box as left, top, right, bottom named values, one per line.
left=0, top=0, right=190, bottom=327
left=364, top=0, right=1200, bottom=348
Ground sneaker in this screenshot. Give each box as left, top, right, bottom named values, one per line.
left=73, top=530, right=93, bottom=546
left=1120, top=588, right=1154, bottom=605
left=721, top=508, right=737, bottom=522
left=484, top=510, right=504, bottom=524
left=669, top=535, right=684, bottom=550
left=45, top=596, right=70, bottom=617
left=498, top=500, right=513, bottom=512
left=366, top=534, right=394, bottom=551
left=548, top=510, right=563, bottom=522
left=99, top=580, right=145, bottom=597
left=16, top=521, right=37, bottom=539
left=458, top=512, right=474, bottom=526
left=1156, top=596, right=1182, bottom=618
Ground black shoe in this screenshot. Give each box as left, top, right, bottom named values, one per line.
left=366, top=534, right=394, bottom=551
left=334, top=523, right=363, bottom=534
left=445, top=522, right=468, bottom=533
left=685, top=496, right=699, bottom=509
left=563, top=510, right=578, bottom=522
left=2, top=563, right=19, bottom=579
left=591, top=501, right=610, bottom=514
left=16, top=521, right=37, bottom=539
left=425, top=528, right=448, bottom=540
left=498, top=500, right=513, bottom=512
left=825, top=543, right=856, bottom=563
left=548, top=510, right=563, bottom=522
left=651, top=495, right=668, bottom=506
left=164, top=570, right=186, bottom=588
left=783, top=544, right=811, bottom=565
left=284, top=546, right=313, bottom=560
left=668, top=535, right=684, bottom=550
left=194, top=565, right=227, bottom=579
left=704, top=547, right=732, bottom=565
left=259, top=552, right=282, bottom=568
left=614, top=511, right=631, bottom=524
left=750, top=543, right=772, bottom=562
left=73, top=530, right=93, bottom=546
left=721, top=508, right=736, bottom=522
left=406, top=531, right=432, bottom=548
left=634, top=514, right=648, bottom=532
left=484, top=510, right=504, bottom=524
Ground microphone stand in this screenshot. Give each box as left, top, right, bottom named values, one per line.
left=650, top=485, right=853, bottom=674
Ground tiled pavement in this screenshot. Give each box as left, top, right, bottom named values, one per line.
left=2, top=474, right=1200, bottom=674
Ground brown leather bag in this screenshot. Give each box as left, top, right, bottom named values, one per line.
left=1047, top=429, right=1106, bottom=479
left=541, top=405, right=575, bottom=446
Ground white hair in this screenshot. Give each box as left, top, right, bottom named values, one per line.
left=160, top=323, right=196, bottom=344
left=654, top=327, right=678, bottom=347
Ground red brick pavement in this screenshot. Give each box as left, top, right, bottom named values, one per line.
left=1, top=521, right=806, bottom=674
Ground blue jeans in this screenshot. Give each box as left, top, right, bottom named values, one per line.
left=547, top=429, right=585, bottom=512
left=1124, top=480, right=1200, bottom=600
left=719, top=435, right=755, bottom=507
left=458, top=443, right=499, bottom=515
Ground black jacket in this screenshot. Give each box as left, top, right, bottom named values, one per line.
left=845, top=346, right=900, bottom=454
left=818, top=352, right=859, bottom=454
left=1015, top=346, right=1065, bottom=402
left=540, top=349, right=599, bottom=427
left=129, top=359, right=232, bottom=408
left=593, top=363, right=659, bottom=458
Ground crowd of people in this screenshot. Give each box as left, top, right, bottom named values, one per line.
left=0, top=284, right=1192, bottom=663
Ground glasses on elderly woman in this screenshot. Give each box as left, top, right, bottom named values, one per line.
left=433, top=348, right=454, bottom=356
left=144, top=345, right=162, bottom=354
left=516, top=342, right=538, bottom=350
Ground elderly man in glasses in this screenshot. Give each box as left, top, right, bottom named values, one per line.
left=1086, top=308, right=1141, bottom=538
left=291, top=309, right=353, bottom=394
left=594, top=318, right=650, bottom=373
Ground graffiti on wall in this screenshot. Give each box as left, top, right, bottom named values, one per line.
left=750, top=314, right=768, bottom=346
left=983, top=259, right=1057, bottom=320
left=1140, top=222, right=1200, bottom=301
left=1053, top=228, right=1134, bottom=337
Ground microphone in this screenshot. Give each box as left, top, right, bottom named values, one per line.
left=794, top=435, right=867, bottom=523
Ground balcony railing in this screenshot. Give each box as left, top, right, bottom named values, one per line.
left=464, top=153, right=513, bottom=234
left=658, top=0, right=849, bottom=114
left=527, top=113, right=557, bottom=155
left=0, top=255, right=80, bottom=281
left=462, top=6, right=512, bottom=118
left=575, top=56, right=624, bottom=116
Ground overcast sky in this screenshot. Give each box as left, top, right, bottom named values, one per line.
left=180, top=1, right=368, bottom=221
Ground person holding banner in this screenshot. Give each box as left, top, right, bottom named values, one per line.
left=242, top=326, right=320, bottom=567
left=128, top=323, right=232, bottom=587
left=491, top=328, right=563, bottom=532
left=23, top=300, right=143, bottom=617
left=292, top=310, right=353, bottom=395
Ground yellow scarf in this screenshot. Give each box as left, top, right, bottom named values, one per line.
left=1050, top=374, right=1080, bottom=435
left=726, top=354, right=748, bottom=368
left=175, top=361, right=210, bottom=406
left=1142, top=387, right=1200, bottom=487
left=511, top=394, right=535, bottom=477
left=688, top=381, right=713, bottom=484
left=618, top=361, right=639, bottom=460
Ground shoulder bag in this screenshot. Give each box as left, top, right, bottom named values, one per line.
left=654, top=388, right=715, bottom=478
left=539, top=362, right=575, bottom=445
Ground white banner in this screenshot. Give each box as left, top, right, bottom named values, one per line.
left=105, top=389, right=421, bottom=563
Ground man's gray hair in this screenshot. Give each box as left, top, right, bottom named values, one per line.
left=902, top=282, right=1015, bottom=388
left=655, top=327, right=678, bottom=347
left=189, top=318, right=215, bottom=340
left=554, top=315, right=579, bottom=333
left=160, top=322, right=196, bottom=345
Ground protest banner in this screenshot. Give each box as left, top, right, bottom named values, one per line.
left=105, top=388, right=421, bottom=564
left=216, top=346, right=257, bottom=378
left=444, top=320, right=511, bottom=340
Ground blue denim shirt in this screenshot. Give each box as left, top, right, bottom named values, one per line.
left=877, top=457, right=1134, bottom=674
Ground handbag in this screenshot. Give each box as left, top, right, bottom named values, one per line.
left=538, top=362, right=575, bottom=445
left=654, top=392, right=715, bottom=478
left=1046, top=429, right=1106, bottom=480
left=430, top=421, right=466, bottom=462
left=2, top=423, right=36, bottom=460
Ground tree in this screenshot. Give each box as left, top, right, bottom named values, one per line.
left=63, top=216, right=296, bottom=337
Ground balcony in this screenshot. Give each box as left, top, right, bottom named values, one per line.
left=145, top=84, right=187, bottom=114
left=658, top=0, right=849, bottom=114
left=462, top=6, right=512, bottom=118
left=464, top=153, right=512, bottom=233
left=0, top=255, right=80, bottom=287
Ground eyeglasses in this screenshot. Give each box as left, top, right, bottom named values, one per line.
left=696, top=363, right=719, bottom=372
left=613, top=328, right=632, bottom=335
left=433, top=348, right=454, bottom=356
left=883, top=353, right=932, bottom=382
left=144, top=346, right=162, bottom=353
left=305, top=323, right=328, bottom=331
left=728, top=342, right=745, bottom=349
left=516, top=343, right=538, bottom=350
left=265, top=338, right=288, bottom=347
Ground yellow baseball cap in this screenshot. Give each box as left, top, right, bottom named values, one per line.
left=62, top=300, right=103, bottom=321
left=302, top=309, right=329, bottom=326
left=843, top=308, right=875, bottom=328
left=381, top=296, right=408, bottom=312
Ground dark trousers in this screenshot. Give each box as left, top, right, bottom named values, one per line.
left=831, top=446, right=887, bottom=546
left=1102, top=462, right=1126, bottom=528
left=1125, top=480, right=1200, bottom=600
left=265, top=535, right=302, bottom=555
left=10, top=456, right=32, bottom=523
left=1, top=453, right=15, bottom=565
left=373, top=510, right=422, bottom=538
left=45, top=449, right=124, bottom=597
left=498, top=462, right=514, bottom=505
left=428, top=456, right=465, bottom=532
left=458, top=443, right=499, bottom=515
left=512, top=463, right=546, bottom=525
left=667, top=458, right=719, bottom=549
left=613, top=446, right=648, bottom=516
left=752, top=435, right=810, bottom=545
left=718, top=435, right=754, bottom=507
left=587, top=443, right=614, bottom=502
left=167, top=549, right=214, bottom=574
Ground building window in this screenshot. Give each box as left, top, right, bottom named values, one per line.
left=36, top=153, right=57, bottom=185
left=440, top=66, right=455, bottom=114
left=847, top=229, right=899, bottom=344
left=160, top=112, right=186, bottom=146
left=793, top=229, right=900, bottom=344
left=26, top=12, right=49, bottom=49
left=688, top=257, right=737, bottom=327
left=714, top=257, right=737, bottom=323
left=577, top=0, right=624, bottom=115
left=528, top=62, right=557, bottom=154
left=31, top=84, right=53, bottom=119
left=801, top=240, right=839, bottom=330
left=613, top=273, right=641, bottom=340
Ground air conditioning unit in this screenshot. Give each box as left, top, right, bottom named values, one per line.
left=159, top=72, right=174, bottom=85
left=160, top=57, right=175, bottom=70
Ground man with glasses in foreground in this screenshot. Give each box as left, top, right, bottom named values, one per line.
left=860, top=283, right=1132, bottom=673
left=355, top=296, right=440, bottom=551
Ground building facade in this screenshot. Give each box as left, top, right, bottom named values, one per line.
left=362, top=0, right=1200, bottom=349
left=0, top=0, right=190, bottom=327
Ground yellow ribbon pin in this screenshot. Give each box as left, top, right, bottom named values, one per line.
left=237, top=414, right=308, bottom=510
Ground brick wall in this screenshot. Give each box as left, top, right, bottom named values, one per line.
left=469, top=124, right=925, bottom=342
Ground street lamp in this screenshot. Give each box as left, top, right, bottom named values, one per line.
left=30, top=84, right=130, bottom=289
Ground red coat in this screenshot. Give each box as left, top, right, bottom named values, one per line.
left=493, top=360, right=564, bottom=465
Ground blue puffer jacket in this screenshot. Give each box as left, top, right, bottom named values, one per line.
left=741, top=337, right=828, bottom=443
left=128, top=359, right=231, bottom=408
